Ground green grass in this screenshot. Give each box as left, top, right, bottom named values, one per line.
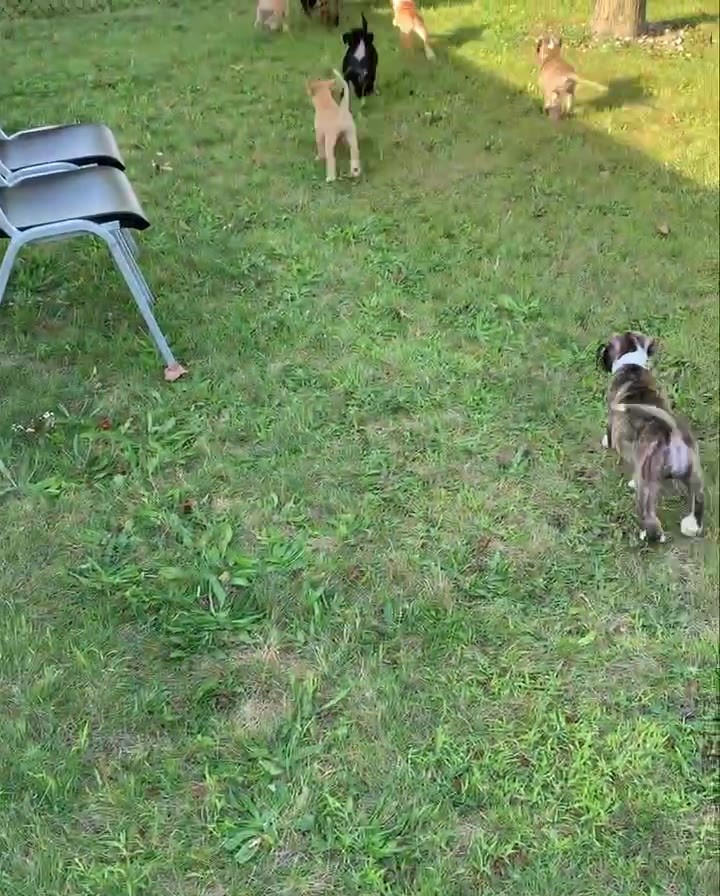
left=1, top=0, right=718, bottom=893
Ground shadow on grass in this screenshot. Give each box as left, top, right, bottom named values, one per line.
left=437, top=24, right=486, bottom=48
left=649, top=12, right=719, bottom=30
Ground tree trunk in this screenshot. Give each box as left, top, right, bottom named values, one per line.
left=591, top=0, right=647, bottom=38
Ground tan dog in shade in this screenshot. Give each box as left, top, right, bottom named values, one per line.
left=391, top=0, right=434, bottom=59
left=306, top=70, right=361, bottom=183
left=255, top=0, right=288, bottom=31
left=536, top=35, right=605, bottom=119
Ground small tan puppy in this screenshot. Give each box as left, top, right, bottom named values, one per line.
left=306, top=70, right=361, bottom=183
left=536, top=35, right=604, bottom=119
left=391, top=0, right=434, bottom=60
left=255, top=0, right=288, bottom=31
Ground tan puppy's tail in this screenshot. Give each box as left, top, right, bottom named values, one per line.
left=612, top=402, right=679, bottom=432
left=570, top=74, right=606, bottom=91
left=333, top=69, right=351, bottom=113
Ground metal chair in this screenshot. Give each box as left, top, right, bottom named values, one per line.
left=0, top=166, right=186, bottom=381
left=0, top=122, right=124, bottom=185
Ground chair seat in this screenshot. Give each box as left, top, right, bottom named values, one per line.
left=0, top=167, right=150, bottom=237
left=0, top=123, right=125, bottom=173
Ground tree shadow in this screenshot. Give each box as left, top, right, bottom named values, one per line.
left=585, top=75, right=653, bottom=111
left=648, top=12, right=719, bottom=30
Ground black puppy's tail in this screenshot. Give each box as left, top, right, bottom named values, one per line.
left=361, top=12, right=368, bottom=33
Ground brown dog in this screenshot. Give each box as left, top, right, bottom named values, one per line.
left=255, top=0, right=288, bottom=31
left=536, top=35, right=604, bottom=119
left=391, top=0, right=434, bottom=59
left=599, top=331, right=704, bottom=543
left=306, top=70, right=361, bottom=182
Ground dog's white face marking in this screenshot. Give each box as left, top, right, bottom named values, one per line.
left=680, top=514, right=701, bottom=537
left=601, top=432, right=609, bottom=449
left=612, top=347, right=649, bottom=374
left=353, top=40, right=366, bottom=61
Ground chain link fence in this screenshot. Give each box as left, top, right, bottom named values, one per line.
left=0, top=0, right=169, bottom=18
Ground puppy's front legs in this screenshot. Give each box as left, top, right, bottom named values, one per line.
left=315, top=130, right=326, bottom=160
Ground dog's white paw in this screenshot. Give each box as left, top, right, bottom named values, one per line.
left=640, top=528, right=666, bottom=544
left=351, top=166, right=361, bottom=178
left=601, top=433, right=609, bottom=449
left=627, top=479, right=636, bottom=490
left=325, top=175, right=336, bottom=183
left=680, top=514, right=702, bottom=537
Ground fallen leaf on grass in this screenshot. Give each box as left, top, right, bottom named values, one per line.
left=164, top=363, right=188, bottom=382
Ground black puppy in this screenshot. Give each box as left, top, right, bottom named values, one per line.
left=341, top=14, right=378, bottom=99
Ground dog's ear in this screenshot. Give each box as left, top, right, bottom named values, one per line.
left=597, top=335, right=621, bottom=372
left=342, top=31, right=351, bottom=44
left=366, top=30, right=374, bottom=43
left=630, top=331, right=657, bottom=357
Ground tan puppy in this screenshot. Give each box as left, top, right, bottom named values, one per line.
left=536, top=36, right=604, bottom=119
left=255, top=0, right=288, bottom=31
left=306, top=70, right=361, bottom=183
left=391, top=0, right=434, bottom=60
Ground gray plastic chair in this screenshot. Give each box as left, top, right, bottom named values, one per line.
left=0, top=166, right=186, bottom=381
left=0, top=123, right=124, bottom=185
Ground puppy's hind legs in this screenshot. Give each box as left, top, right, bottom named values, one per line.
left=636, top=477, right=666, bottom=544
left=414, top=22, right=435, bottom=59
left=681, top=469, right=704, bottom=537
left=345, top=126, right=361, bottom=177
left=323, top=132, right=338, bottom=182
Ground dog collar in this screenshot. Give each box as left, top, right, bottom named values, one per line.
left=612, top=348, right=648, bottom=373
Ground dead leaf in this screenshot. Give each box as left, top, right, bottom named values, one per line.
left=656, top=222, right=671, bottom=237
left=98, top=417, right=112, bottom=430
left=164, top=363, right=188, bottom=382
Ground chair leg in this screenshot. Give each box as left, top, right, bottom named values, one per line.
left=106, top=233, right=186, bottom=380
left=117, top=231, right=151, bottom=305
left=0, top=239, right=23, bottom=310
left=120, top=229, right=139, bottom=258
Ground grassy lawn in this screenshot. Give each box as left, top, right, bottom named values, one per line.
left=1, top=0, right=718, bottom=893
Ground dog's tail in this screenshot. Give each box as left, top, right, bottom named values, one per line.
left=333, top=69, right=351, bottom=112
left=361, top=11, right=368, bottom=33
left=611, top=402, right=679, bottom=432
left=569, top=74, right=606, bottom=91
